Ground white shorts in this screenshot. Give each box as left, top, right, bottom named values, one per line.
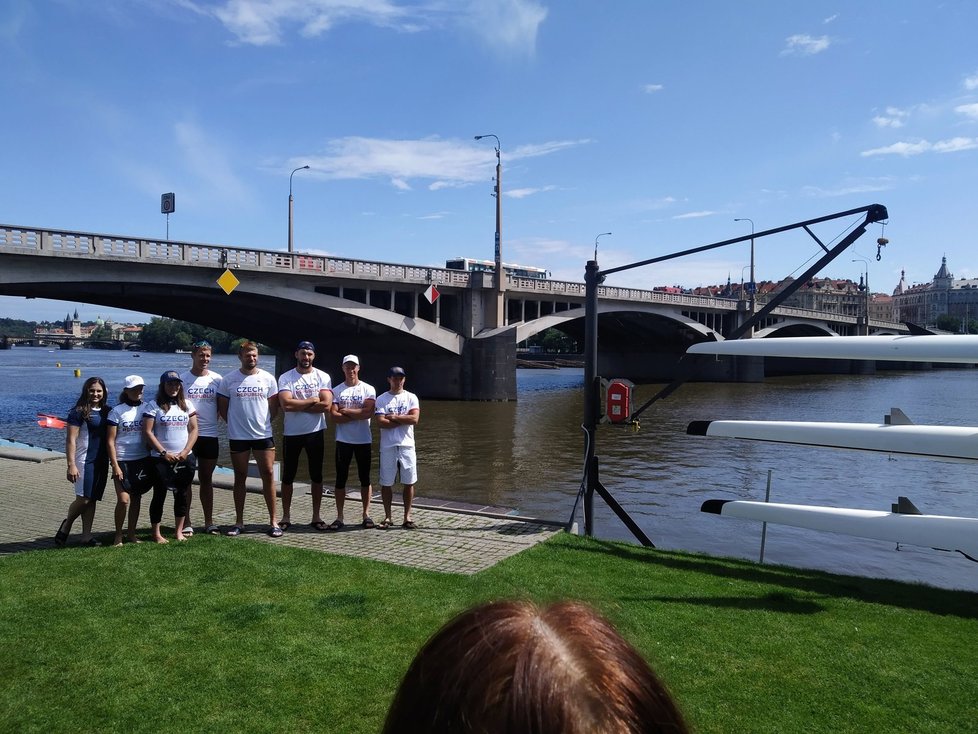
left=379, top=445, right=417, bottom=487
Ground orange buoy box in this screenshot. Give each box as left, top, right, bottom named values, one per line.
left=605, top=378, right=634, bottom=423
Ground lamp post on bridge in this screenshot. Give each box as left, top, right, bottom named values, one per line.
left=474, top=134, right=504, bottom=328
left=734, top=217, right=755, bottom=312
left=288, top=165, right=310, bottom=254
left=852, top=257, right=870, bottom=335
left=594, top=232, right=612, bottom=263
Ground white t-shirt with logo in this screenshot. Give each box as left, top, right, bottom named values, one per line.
left=108, top=402, right=149, bottom=461
left=144, top=399, right=197, bottom=456
left=278, top=367, right=332, bottom=436
left=375, top=390, right=419, bottom=450
left=180, top=369, right=222, bottom=438
left=218, top=369, right=279, bottom=441
left=332, top=381, right=375, bottom=445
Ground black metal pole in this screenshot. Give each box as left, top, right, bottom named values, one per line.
left=583, top=259, right=601, bottom=537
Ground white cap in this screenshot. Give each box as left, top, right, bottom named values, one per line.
left=123, top=375, right=145, bottom=389
left=342, top=354, right=359, bottom=365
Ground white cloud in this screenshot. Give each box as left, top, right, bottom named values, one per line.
left=964, top=72, right=978, bottom=90
left=196, top=0, right=546, bottom=54
left=643, top=83, right=664, bottom=94
left=872, top=106, right=910, bottom=128
left=781, top=34, right=831, bottom=56
left=198, top=0, right=412, bottom=46
left=505, top=185, right=557, bottom=199
left=823, top=14, right=838, bottom=24
left=296, top=136, right=586, bottom=190
left=673, top=210, right=716, bottom=220
left=861, top=137, right=978, bottom=157
left=801, top=177, right=896, bottom=197
left=955, top=103, right=978, bottom=119
left=459, top=0, right=548, bottom=56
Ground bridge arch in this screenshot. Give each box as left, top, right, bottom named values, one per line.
left=753, top=319, right=839, bottom=338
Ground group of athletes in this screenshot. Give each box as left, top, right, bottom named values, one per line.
left=54, top=339, right=420, bottom=546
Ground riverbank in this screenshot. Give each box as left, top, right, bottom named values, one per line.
left=0, top=448, right=560, bottom=573
left=2, top=472, right=975, bottom=733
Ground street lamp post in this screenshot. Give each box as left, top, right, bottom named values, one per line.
left=475, top=134, right=504, bottom=328
left=852, top=258, right=870, bottom=335
left=734, top=218, right=755, bottom=312
left=594, top=232, right=612, bottom=262
left=288, top=165, right=310, bottom=254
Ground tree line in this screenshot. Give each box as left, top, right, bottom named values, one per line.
left=138, top=318, right=248, bottom=353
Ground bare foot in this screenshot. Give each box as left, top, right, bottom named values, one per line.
left=127, top=536, right=142, bottom=544
left=152, top=535, right=169, bottom=544
left=112, top=541, right=124, bottom=548
left=113, top=534, right=124, bottom=547
left=175, top=534, right=187, bottom=541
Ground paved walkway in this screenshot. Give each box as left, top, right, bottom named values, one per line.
left=0, top=446, right=563, bottom=575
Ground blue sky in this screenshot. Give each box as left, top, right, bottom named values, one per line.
left=3, top=0, right=978, bottom=323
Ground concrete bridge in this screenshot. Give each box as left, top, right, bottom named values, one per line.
left=0, top=223, right=907, bottom=399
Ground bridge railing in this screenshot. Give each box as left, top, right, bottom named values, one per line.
left=0, top=224, right=473, bottom=287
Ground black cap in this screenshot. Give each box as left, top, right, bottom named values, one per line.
left=389, top=366, right=406, bottom=377
left=297, top=340, right=315, bottom=351
left=160, top=370, right=182, bottom=383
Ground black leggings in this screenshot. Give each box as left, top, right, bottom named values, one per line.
left=149, top=459, right=193, bottom=523
left=335, top=442, right=371, bottom=489
left=282, top=430, right=325, bottom=484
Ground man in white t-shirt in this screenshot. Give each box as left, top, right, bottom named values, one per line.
left=327, top=354, right=376, bottom=530
left=375, top=366, right=420, bottom=529
left=278, top=340, right=332, bottom=531
left=217, top=341, right=281, bottom=537
left=180, top=340, right=223, bottom=535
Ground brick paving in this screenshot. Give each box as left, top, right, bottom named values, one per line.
left=0, top=446, right=563, bottom=575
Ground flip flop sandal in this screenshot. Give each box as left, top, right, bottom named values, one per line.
left=362, top=517, right=376, bottom=529
left=310, top=520, right=329, bottom=531
left=325, top=519, right=345, bottom=532
left=225, top=526, right=243, bottom=537
left=268, top=526, right=283, bottom=538
left=54, top=519, right=70, bottom=547
left=402, top=520, right=418, bottom=530
left=378, top=519, right=394, bottom=529
left=279, top=521, right=291, bottom=531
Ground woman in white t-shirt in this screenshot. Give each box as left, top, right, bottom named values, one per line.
left=107, top=375, right=153, bottom=547
left=142, top=371, right=198, bottom=543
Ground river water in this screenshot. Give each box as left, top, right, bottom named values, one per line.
left=3, top=346, right=976, bottom=592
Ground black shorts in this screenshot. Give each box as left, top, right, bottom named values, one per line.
left=191, top=435, right=220, bottom=461
left=335, top=441, right=371, bottom=489
left=229, top=437, right=275, bottom=453
left=119, top=457, right=155, bottom=495
left=282, top=431, right=325, bottom=484
left=153, top=455, right=198, bottom=490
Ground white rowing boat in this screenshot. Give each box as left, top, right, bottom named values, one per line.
left=687, top=410, right=978, bottom=463
left=701, top=498, right=978, bottom=562
left=687, top=334, right=978, bottom=363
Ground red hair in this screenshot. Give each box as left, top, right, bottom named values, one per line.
left=383, top=600, right=688, bottom=734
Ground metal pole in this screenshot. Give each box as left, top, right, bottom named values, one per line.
left=583, top=259, right=601, bottom=537
left=594, top=232, right=612, bottom=263
left=759, top=468, right=772, bottom=563
left=852, top=257, right=870, bottom=335
left=288, top=165, right=310, bottom=254
left=735, top=218, right=755, bottom=312
left=475, top=134, right=503, bottom=327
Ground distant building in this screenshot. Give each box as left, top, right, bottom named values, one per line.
left=892, top=257, right=978, bottom=327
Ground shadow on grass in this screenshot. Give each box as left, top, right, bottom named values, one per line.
left=562, top=538, right=978, bottom=619
left=632, top=592, right=825, bottom=614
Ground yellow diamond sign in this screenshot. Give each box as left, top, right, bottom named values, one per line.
left=217, top=269, right=240, bottom=295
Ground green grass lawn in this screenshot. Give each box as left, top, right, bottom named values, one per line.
left=1, top=533, right=975, bottom=733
